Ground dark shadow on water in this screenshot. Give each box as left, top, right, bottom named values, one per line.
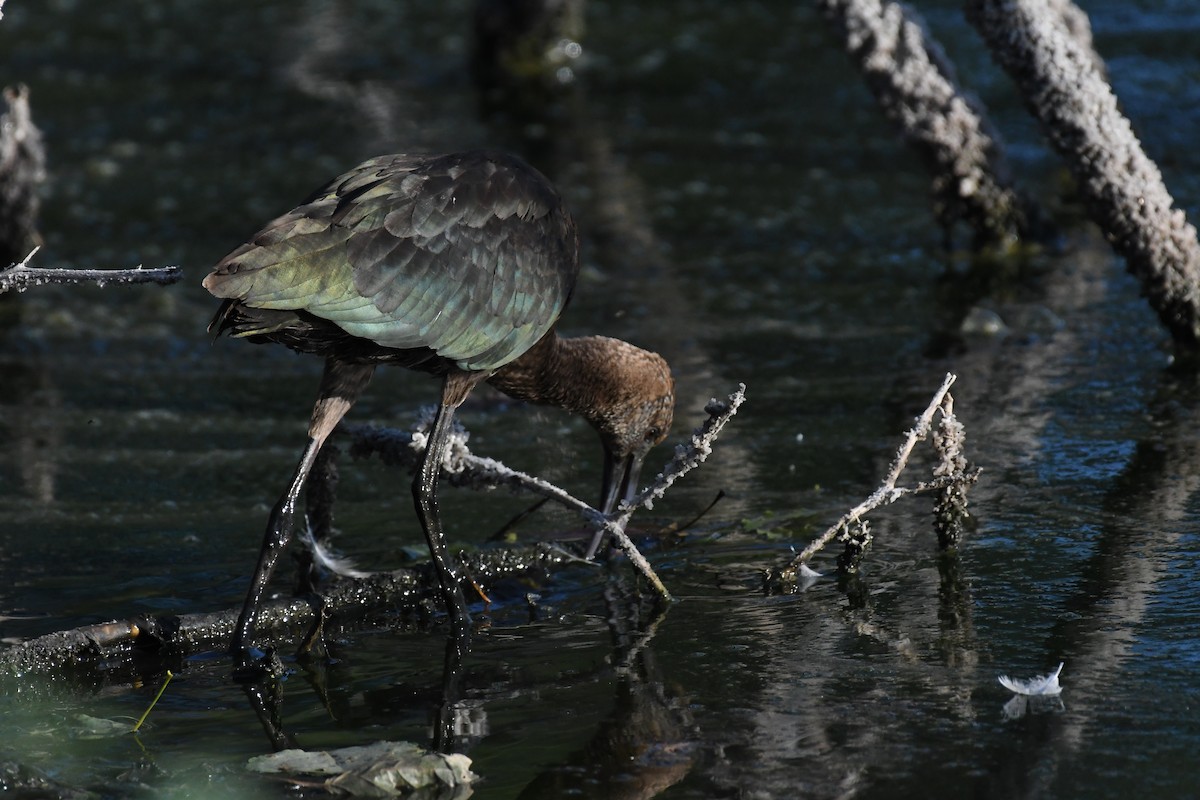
left=0, top=352, right=61, bottom=507
left=234, top=572, right=695, bottom=797
left=517, top=576, right=697, bottom=798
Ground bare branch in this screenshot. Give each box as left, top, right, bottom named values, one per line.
left=770, top=373, right=980, bottom=587
left=0, top=247, right=183, bottom=293
left=342, top=383, right=747, bottom=601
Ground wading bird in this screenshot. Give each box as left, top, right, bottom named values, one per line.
left=204, top=150, right=674, bottom=666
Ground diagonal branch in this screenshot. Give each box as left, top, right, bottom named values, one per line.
left=769, top=373, right=980, bottom=587
left=586, top=384, right=747, bottom=600
left=967, top=0, right=1200, bottom=347
left=817, top=0, right=1033, bottom=247
left=342, top=384, right=747, bottom=601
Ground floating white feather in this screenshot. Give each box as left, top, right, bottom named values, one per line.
left=997, top=662, right=1064, bottom=696
left=299, top=523, right=374, bottom=580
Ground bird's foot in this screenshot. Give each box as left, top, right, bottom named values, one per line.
left=231, top=645, right=287, bottom=683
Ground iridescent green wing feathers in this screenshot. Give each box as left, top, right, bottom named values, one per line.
left=204, top=152, right=579, bottom=371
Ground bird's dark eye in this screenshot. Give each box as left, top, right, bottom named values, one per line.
left=645, top=426, right=661, bottom=442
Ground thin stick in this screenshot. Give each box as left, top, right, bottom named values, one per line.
left=342, top=383, right=748, bottom=601
left=486, top=497, right=551, bottom=542
left=601, top=521, right=673, bottom=600
left=783, top=373, right=958, bottom=573
left=132, top=670, right=174, bottom=733
left=0, top=247, right=181, bottom=293
left=586, top=384, right=748, bottom=600
left=667, top=489, right=726, bottom=535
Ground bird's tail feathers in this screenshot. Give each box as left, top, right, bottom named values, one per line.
left=208, top=299, right=303, bottom=340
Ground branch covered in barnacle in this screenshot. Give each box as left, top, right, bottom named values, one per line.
left=623, top=384, right=747, bottom=514
left=967, top=0, right=1200, bottom=348
left=767, top=373, right=980, bottom=591
left=338, top=383, right=747, bottom=600
left=0, top=247, right=182, bottom=293
left=584, top=384, right=747, bottom=600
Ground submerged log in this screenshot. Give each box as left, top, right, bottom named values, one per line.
left=967, top=0, right=1200, bottom=348
left=0, top=385, right=743, bottom=679
left=817, top=0, right=1033, bottom=248
left=0, top=545, right=577, bottom=678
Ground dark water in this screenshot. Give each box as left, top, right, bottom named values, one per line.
left=3, top=1, right=1200, bottom=797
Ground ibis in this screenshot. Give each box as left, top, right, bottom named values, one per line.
left=204, top=150, right=674, bottom=665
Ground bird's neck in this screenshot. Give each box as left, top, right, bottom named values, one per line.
left=487, top=332, right=623, bottom=425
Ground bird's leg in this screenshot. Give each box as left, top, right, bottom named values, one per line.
left=432, top=634, right=467, bottom=754
left=296, top=443, right=340, bottom=595
left=413, top=372, right=483, bottom=652
left=231, top=358, right=374, bottom=675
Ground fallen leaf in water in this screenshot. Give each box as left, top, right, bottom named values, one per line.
left=72, top=714, right=137, bottom=738
left=248, top=741, right=475, bottom=797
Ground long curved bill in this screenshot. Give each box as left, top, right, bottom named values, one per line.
left=586, top=448, right=646, bottom=560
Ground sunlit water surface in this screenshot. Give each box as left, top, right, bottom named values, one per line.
left=2, top=1, right=1199, bottom=797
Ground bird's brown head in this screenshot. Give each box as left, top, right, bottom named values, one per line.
left=487, top=332, right=674, bottom=527
left=583, top=341, right=675, bottom=518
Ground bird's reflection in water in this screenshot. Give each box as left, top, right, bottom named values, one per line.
left=0, top=356, right=60, bottom=504
left=518, top=577, right=698, bottom=799
left=242, top=675, right=298, bottom=753
left=239, top=574, right=696, bottom=798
